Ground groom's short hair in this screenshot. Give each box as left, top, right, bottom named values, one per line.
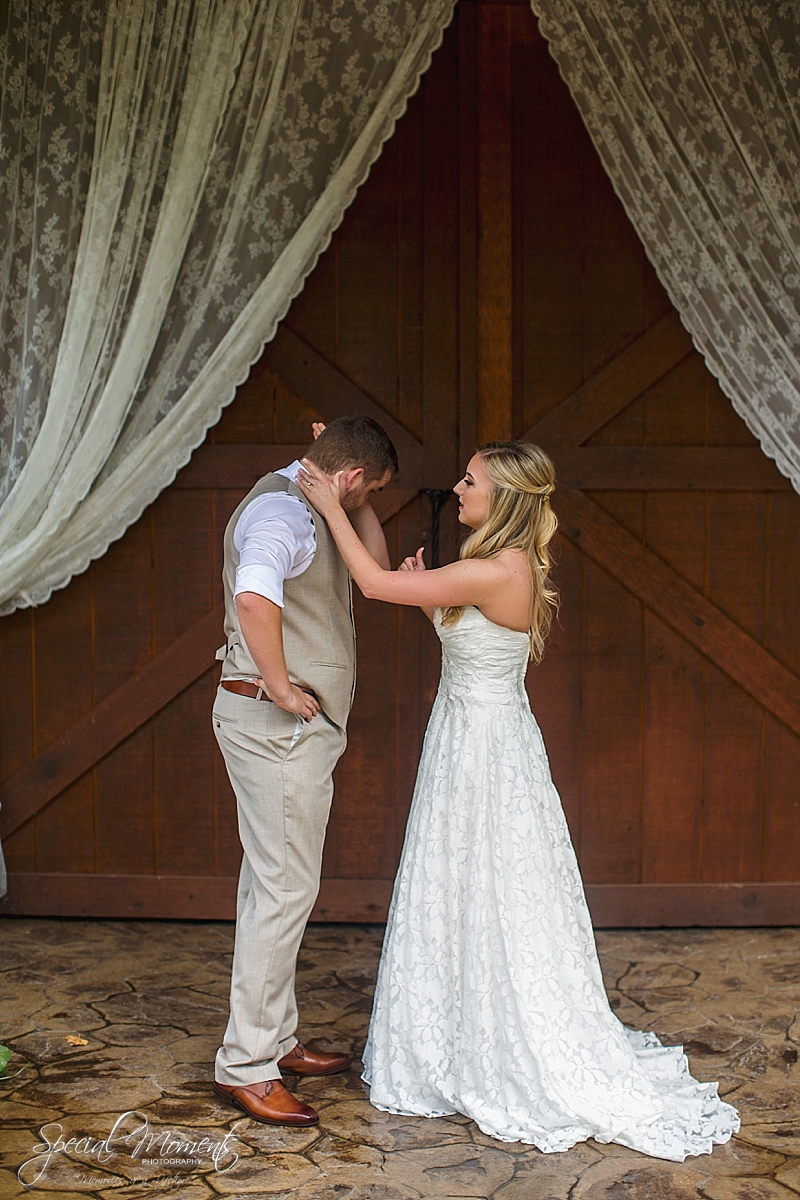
left=306, top=415, right=398, bottom=481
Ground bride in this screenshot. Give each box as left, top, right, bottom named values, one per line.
left=297, top=440, right=738, bottom=1162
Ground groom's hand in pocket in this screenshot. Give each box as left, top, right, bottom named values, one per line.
left=253, top=677, right=320, bottom=722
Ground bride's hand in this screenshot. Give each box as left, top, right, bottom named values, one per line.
left=311, top=421, right=325, bottom=440
left=399, top=547, right=426, bottom=572
left=297, top=458, right=343, bottom=517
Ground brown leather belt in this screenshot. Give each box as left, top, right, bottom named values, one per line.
left=221, top=680, right=271, bottom=701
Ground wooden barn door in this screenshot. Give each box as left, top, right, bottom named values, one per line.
left=2, top=0, right=799, bottom=924
left=509, top=19, right=800, bottom=925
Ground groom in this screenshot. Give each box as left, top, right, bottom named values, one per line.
left=212, top=415, right=397, bottom=1127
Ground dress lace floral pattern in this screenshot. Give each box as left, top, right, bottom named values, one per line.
left=363, top=607, right=739, bottom=1161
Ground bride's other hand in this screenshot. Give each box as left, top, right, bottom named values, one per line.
left=399, top=547, right=425, bottom=572
left=311, top=422, right=325, bottom=440
left=297, top=458, right=344, bottom=516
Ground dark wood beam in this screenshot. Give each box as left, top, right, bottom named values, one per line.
left=0, top=873, right=393, bottom=922
left=524, top=312, right=693, bottom=448
left=263, top=326, right=423, bottom=485
left=458, top=0, right=478, bottom=470
left=475, top=1, right=514, bottom=441
left=174, top=445, right=425, bottom=501
left=586, top=883, right=800, bottom=927
left=175, top=443, right=792, bottom=493
left=558, top=488, right=800, bottom=738
left=555, top=446, right=793, bottom=491
left=2, top=873, right=797, bottom=926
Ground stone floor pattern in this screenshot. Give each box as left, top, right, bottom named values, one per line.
left=1, top=920, right=798, bottom=1200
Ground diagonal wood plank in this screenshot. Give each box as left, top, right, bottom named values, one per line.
left=264, top=326, right=423, bottom=485
left=370, top=488, right=419, bottom=523
left=557, top=488, right=800, bottom=738
left=524, top=311, right=693, bottom=449
left=0, top=603, right=225, bottom=841
left=0, top=491, right=421, bottom=840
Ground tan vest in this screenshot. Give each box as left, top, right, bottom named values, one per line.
left=218, top=473, right=356, bottom=730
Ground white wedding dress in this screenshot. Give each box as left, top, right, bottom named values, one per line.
left=362, top=606, right=739, bottom=1161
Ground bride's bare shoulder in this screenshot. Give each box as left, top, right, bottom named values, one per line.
left=493, top=547, right=531, bottom=577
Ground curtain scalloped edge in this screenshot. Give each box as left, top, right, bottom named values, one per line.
left=682, top=331, right=800, bottom=495
left=1, top=0, right=458, bottom=616
left=527, top=0, right=800, bottom=499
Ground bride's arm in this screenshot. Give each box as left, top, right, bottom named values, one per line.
left=298, top=463, right=505, bottom=610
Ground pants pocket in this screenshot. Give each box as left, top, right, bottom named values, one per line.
left=213, top=710, right=238, bottom=729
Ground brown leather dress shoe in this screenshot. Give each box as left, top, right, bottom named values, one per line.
left=277, top=1042, right=352, bottom=1077
left=213, top=1079, right=319, bottom=1127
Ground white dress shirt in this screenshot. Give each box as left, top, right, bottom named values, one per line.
left=233, top=461, right=316, bottom=608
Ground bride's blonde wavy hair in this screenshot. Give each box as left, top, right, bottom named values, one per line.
left=441, top=441, right=559, bottom=662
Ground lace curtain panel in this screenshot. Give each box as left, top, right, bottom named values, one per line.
left=0, top=0, right=456, bottom=614
left=529, top=0, right=800, bottom=495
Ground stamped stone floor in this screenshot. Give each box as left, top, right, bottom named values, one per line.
left=1, top=921, right=799, bottom=1200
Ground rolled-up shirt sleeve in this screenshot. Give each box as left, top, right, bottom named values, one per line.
left=233, top=490, right=315, bottom=608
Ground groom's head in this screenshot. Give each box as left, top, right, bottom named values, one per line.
left=305, top=415, right=398, bottom=510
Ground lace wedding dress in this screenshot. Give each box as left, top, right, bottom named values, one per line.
left=362, top=606, right=739, bottom=1161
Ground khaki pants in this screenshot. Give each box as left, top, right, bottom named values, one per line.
left=212, top=685, right=346, bottom=1085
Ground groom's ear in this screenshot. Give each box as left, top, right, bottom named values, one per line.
left=340, top=466, right=365, bottom=491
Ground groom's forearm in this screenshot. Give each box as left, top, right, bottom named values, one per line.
left=348, top=502, right=390, bottom=570
left=236, top=593, right=293, bottom=704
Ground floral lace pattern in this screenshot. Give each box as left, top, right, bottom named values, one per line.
left=0, top=0, right=455, bottom=611
left=529, top=0, right=800, bottom=494
left=363, top=607, right=739, bottom=1161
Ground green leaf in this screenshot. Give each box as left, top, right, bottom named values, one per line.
left=0, top=1043, right=25, bottom=1081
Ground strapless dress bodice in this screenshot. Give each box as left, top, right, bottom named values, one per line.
left=435, top=605, right=529, bottom=706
